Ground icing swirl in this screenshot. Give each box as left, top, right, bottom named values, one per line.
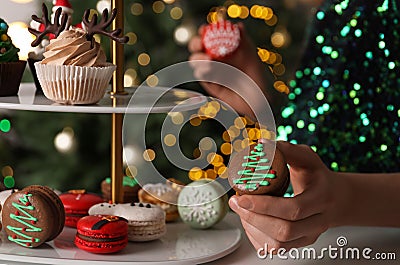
left=234, top=143, right=276, bottom=191
left=41, top=28, right=109, bottom=67
left=0, top=18, right=19, bottom=62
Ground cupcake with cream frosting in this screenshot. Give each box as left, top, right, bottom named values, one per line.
left=35, top=28, right=116, bottom=104
left=31, top=5, right=127, bottom=105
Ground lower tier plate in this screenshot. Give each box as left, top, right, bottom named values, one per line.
left=0, top=217, right=241, bottom=265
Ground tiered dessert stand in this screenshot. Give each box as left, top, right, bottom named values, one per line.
left=0, top=1, right=241, bottom=263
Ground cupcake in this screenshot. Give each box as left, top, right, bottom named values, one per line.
left=138, top=178, right=184, bottom=222
left=101, top=176, right=140, bottom=203
left=0, top=18, right=26, bottom=96
left=27, top=39, right=49, bottom=95
left=30, top=5, right=127, bottom=105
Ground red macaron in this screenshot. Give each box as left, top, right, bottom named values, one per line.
left=75, top=215, right=128, bottom=254
left=59, top=190, right=104, bottom=228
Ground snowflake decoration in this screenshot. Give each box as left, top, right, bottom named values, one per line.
left=179, top=189, right=218, bottom=227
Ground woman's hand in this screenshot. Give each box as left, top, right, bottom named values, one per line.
left=229, top=141, right=344, bottom=253
left=188, top=23, right=284, bottom=118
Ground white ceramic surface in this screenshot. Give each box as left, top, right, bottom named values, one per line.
left=0, top=83, right=207, bottom=114
left=0, top=217, right=241, bottom=265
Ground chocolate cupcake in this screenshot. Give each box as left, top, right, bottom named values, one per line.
left=101, top=176, right=140, bottom=203
left=0, top=18, right=26, bottom=96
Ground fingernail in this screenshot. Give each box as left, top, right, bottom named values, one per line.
left=229, top=196, right=239, bottom=211
left=238, top=197, right=252, bottom=210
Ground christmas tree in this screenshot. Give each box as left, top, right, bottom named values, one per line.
left=280, top=0, right=400, bottom=173
left=1, top=0, right=313, bottom=191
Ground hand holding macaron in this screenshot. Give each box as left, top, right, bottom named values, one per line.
left=229, top=141, right=335, bottom=253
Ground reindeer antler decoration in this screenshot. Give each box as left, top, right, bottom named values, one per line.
left=28, top=3, right=68, bottom=47
left=83, top=8, right=129, bottom=47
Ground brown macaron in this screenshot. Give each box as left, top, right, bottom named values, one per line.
left=2, top=185, right=65, bottom=248
left=228, top=140, right=289, bottom=196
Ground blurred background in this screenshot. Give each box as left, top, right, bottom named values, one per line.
left=0, top=0, right=317, bottom=193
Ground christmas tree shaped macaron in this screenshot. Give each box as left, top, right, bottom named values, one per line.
left=201, top=19, right=241, bottom=59
left=228, top=139, right=289, bottom=196
left=2, top=185, right=65, bottom=248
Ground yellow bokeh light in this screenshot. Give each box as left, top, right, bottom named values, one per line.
left=170, top=7, right=183, bottom=20
left=199, top=137, right=213, bottom=151
left=233, top=139, right=244, bottom=152
left=260, top=129, right=272, bottom=139
left=266, top=52, right=277, bottom=64
left=153, top=1, right=165, bottom=13
left=234, top=117, right=247, bottom=129
left=169, top=112, right=184, bottom=125
left=163, top=0, right=175, bottom=4
left=190, top=115, right=202, bottom=126
left=164, top=134, right=177, bottom=147
left=241, top=138, right=251, bottom=149
left=207, top=11, right=218, bottom=24
left=265, top=14, right=278, bottom=26
left=227, top=4, right=241, bottom=18
left=1, top=166, right=13, bottom=177
left=217, top=166, right=228, bottom=177
left=220, top=142, right=232, bottom=155
left=239, top=6, right=250, bottom=19
left=131, top=3, right=143, bottom=16
left=205, top=169, right=217, bottom=180
left=228, top=126, right=240, bottom=139
left=271, top=32, right=286, bottom=48
left=126, top=166, right=138, bottom=177
left=250, top=5, right=260, bottom=18
left=143, top=149, right=156, bottom=161
left=222, top=131, right=232, bottom=142
left=274, top=80, right=289, bottom=94
left=138, top=53, right=151, bottom=66
left=273, top=64, right=286, bottom=76
left=258, top=48, right=270, bottom=62
left=126, top=32, right=137, bottom=45
left=189, top=167, right=203, bottom=181
left=146, top=75, right=159, bottom=87
left=207, top=153, right=224, bottom=165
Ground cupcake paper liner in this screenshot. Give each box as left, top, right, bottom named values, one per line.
left=35, top=62, right=116, bottom=105
left=0, top=60, right=27, bottom=96
left=27, top=58, right=43, bottom=95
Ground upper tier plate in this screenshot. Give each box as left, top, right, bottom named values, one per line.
left=0, top=83, right=207, bottom=114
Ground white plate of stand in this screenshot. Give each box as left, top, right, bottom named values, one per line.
left=0, top=217, right=241, bottom=265
left=0, top=83, right=207, bottom=114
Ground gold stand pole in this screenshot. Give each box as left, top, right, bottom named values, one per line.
left=111, top=0, right=125, bottom=203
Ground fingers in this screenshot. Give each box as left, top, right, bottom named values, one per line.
left=188, top=35, right=203, bottom=53
left=231, top=193, right=324, bottom=221
left=241, top=219, right=321, bottom=253
left=231, top=203, right=327, bottom=242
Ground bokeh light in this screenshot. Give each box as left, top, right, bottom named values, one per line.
left=143, top=149, right=156, bottom=161
left=54, top=127, right=75, bottom=153
left=0, top=119, right=11, bottom=133
left=170, top=7, right=183, bottom=20
left=8, top=22, right=35, bottom=60
left=131, top=3, right=143, bottom=16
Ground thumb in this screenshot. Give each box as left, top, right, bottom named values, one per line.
left=276, top=141, right=325, bottom=192
left=276, top=141, right=323, bottom=171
